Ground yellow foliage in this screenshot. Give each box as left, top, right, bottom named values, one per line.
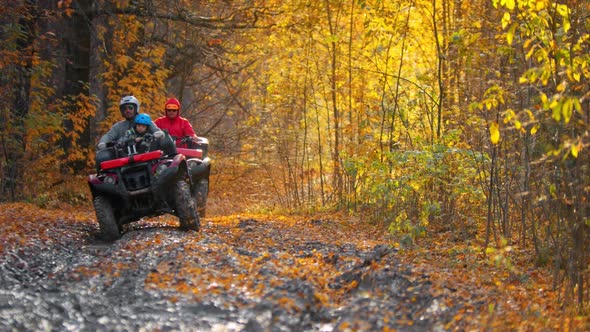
left=98, top=16, right=170, bottom=132
left=489, top=122, right=500, bottom=145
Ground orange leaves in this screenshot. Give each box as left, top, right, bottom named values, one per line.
left=314, top=291, right=330, bottom=305
left=70, top=266, right=98, bottom=280
left=207, top=39, right=223, bottom=47
left=4, top=202, right=589, bottom=330
left=277, top=296, right=297, bottom=311
left=57, top=0, right=74, bottom=17
left=404, top=231, right=585, bottom=331
left=145, top=271, right=171, bottom=290
left=155, top=260, right=173, bottom=274
left=137, top=213, right=384, bottom=309
left=174, top=280, right=192, bottom=294
left=0, top=202, right=93, bottom=249
left=99, top=15, right=170, bottom=129
left=57, top=0, right=73, bottom=9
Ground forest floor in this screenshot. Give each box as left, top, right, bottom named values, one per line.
left=0, top=162, right=589, bottom=331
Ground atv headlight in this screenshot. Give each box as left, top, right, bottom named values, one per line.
left=155, top=163, right=168, bottom=175
left=104, top=175, right=116, bottom=184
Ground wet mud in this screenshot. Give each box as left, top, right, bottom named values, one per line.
left=0, top=213, right=461, bottom=331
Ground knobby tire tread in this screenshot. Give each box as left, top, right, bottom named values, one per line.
left=94, top=196, right=121, bottom=241
left=196, top=179, right=208, bottom=218
left=176, top=180, right=200, bottom=231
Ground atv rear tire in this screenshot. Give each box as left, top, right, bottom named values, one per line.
left=93, top=196, right=121, bottom=241
left=175, top=180, right=200, bottom=231
left=195, top=179, right=208, bottom=218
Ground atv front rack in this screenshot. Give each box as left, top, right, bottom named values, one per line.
left=176, top=148, right=203, bottom=159
left=100, top=150, right=163, bottom=170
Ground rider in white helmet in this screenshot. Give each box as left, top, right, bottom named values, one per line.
left=97, top=96, right=164, bottom=148
left=95, top=96, right=176, bottom=169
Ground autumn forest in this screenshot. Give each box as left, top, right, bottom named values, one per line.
left=1, top=0, right=590, bottom=328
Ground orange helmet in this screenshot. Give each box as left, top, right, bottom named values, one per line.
left=164, top=98, right=181, bottom=116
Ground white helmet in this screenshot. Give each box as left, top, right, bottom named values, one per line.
left=119, top=95, right=140, bottom=115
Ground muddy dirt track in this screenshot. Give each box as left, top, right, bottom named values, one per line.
left=0, top=204, right=466, bottom=331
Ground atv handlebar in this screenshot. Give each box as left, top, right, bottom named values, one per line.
left=107, top=134, right=155, bottom=157
left=171, top=135, right=196, bottom=143
left=118, top=134, right=153, bottom=146
left=170, top=135, right=201, bottom=149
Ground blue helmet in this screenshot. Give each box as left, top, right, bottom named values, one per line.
left=134, top=113, right=152, bottom=126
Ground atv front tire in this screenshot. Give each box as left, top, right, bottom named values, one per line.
left=195, top=178, right=208, bottom=218
left=93, top=196, right=121, bottom=241
left=175, top=180, right=200, bottom=231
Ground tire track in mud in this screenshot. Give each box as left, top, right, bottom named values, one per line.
left=0, top=206, right=461, bottom=331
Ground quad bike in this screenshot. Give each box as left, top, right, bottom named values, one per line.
left=89, top=134, right=199, bottom=241
left=172, top=136, right=211, bottom=218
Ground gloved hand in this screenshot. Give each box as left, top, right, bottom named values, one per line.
left=97, top=142, right=106, bottom=150
left=141, top=134, right=153, bottom=143
left=153, top=130, right=165, bottom=141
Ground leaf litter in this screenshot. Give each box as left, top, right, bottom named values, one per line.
left=0, top=203, right=587, bottom=331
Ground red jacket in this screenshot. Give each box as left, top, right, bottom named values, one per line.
left=154, top=116, right=197, bottom=146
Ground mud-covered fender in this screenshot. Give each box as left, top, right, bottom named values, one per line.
left=187, top=157, right=211, bottom=180
left=170, top=153, right=186, bottom=169
left=171, top=153, right=192, bottom=181
left=88, top=174, right=100, bottom=184
left=153, top=154, right=190, bottom=189
left=88, top=173, right=128, bottom=200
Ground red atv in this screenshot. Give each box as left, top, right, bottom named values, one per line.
left=173, top=136, right=211, bottom=218
left=89, top=134, right=199, bottom=241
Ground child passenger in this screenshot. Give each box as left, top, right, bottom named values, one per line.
left=117, top=113, right=165, bottom=153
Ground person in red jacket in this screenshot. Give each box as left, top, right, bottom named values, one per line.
left=154, top=97, right=199, bottom=148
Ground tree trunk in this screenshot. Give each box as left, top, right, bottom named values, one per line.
left=325, top=0, right=342, bottom=203
left=88, top=0, right=109, bottom=144
left=2, top=0, right=38, bottom=200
